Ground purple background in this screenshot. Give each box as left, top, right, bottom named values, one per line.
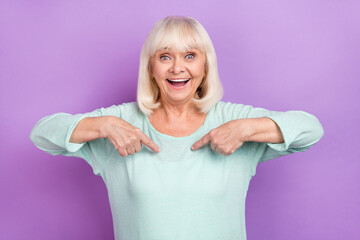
left=1, top=0, right=359, bottom=239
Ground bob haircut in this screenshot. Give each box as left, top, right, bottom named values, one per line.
left=137, top=15, right=224, bottom=116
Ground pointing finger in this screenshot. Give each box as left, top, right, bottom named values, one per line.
left=140, top=132, right=160, bottom=153
left=191, top=133, right=210, bottom=151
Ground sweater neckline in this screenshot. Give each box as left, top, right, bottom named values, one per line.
left=144, top=106, right=213, bottom=141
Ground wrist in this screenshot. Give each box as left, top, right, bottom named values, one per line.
left=98, top=116, right=114, bottom=139
left=242, top=118, right=259, bottom=142
left=233, top=118, right=257, bottom=142
left=246, top=117, right=284, bottom=143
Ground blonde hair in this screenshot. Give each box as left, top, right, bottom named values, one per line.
left=137, top=15, right=224, bottom=116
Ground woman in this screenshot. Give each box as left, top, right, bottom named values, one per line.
left=30, top=16, right=324, bottom=240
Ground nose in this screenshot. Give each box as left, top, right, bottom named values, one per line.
left=169, top=58, right=185, bottom=74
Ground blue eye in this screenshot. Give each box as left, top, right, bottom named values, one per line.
left=160, top=53, right=195, bottom=60
left=160, top=55, right=170, bottom=60
left=186, top=53, right=195, bottom=59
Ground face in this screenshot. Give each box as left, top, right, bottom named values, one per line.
left=149, top=47, right=207, bottom=106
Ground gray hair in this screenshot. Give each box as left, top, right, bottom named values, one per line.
left=137, top=15, right=223, bottom=116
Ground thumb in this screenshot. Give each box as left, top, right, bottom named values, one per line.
left=191, top=132, right=211, bottom=151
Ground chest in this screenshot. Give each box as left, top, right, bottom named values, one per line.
left=148, top=113, right=207, bottom=137
left=104, top=143, right=251, bottom=201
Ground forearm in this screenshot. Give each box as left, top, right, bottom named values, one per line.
left=69, top=116, right=111, bottom=143
left=246, top=117, right=284, bottom=143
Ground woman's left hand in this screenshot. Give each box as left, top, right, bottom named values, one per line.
left=191, top=119, right=254, bottom=156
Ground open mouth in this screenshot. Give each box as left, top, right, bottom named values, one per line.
left=166, top=78, right=191, bottom=87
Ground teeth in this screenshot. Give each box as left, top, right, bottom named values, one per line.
left=167, top=78, right=190, bottom=82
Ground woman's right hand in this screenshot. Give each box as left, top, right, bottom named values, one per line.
left=102, top=116, right=160, bottom=157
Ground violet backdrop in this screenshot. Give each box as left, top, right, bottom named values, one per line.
left=1, top=0, right=359, bottom=239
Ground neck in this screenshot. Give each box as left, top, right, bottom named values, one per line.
left=154, top=99, right=202, bottom=122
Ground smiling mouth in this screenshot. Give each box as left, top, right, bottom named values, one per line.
left=166, top=78, right=191, bottom=87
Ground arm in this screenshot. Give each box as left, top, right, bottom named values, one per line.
left=29, top=104, right=122, bottom=176
left=253, top=111, right=325, bottom=155
left=247, top=110, right=324, bottom=177
left=69, top=116, right=112, bottom=143
left=245, top=117, right=285, bottom=144
left=216, top=101, right=325, bottom=177
left=233, top=102, right=324, bottom=154
left=30, top=110, right=113, bottom=154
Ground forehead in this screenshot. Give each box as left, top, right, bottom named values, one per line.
left=149, top=25, right=207, bottom=56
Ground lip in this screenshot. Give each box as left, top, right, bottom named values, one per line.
left=167, top=78, right=191, bottom=90
left=167, top=78, right=191, bottom=80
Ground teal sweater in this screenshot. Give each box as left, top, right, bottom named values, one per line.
left=30, top=101, right=324, bottom=240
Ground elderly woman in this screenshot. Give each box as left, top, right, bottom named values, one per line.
left=30, top=16, right=324, bottom=240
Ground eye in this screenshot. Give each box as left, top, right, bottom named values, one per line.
left=186, top=53, right=195, bottom=59
left=160, top=55, right=170, bottom=60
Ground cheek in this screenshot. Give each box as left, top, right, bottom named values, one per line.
left=152, top=64, right=167, bottom=78
left=193, top=63, right=206, bottom=77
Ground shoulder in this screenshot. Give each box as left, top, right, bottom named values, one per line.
left=211, top=100, right=253, bottom=122
left=117, top=101, right=140, bottom=113
left=116, top=101, right=143, bottom=125
left=100, top=101, right=143, bottom=125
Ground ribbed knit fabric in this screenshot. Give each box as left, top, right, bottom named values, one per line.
left=30, top=100, right=324, bottom=240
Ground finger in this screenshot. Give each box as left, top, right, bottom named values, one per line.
left=134, top=141, right=142, bottom=153
left=140, top=132, right=160, bottom=153
left=210, top=142, right=217, bottom=151
left=109, top=136, right=127, bottom=157
left=126, top=144, right=135, bottom=155
left=235, top=141, right=244, bottom=150
left=191, top=133, right=211, bottom=150
left=116, top=135, right=130, bottom=157
left=118, top=147, right=127, bottom=157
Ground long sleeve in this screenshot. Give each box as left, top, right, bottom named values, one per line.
left=219, top=101, right=324, bottom=177
left=242, top=105, right=324, bottom=162
left=29, top=104, right=123, bottom=176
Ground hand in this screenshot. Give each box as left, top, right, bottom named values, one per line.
left=191, top=119, right=254, bottom=156
left=102, top=116, right=160, bottom=157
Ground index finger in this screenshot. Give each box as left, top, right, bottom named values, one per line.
left=140, top=132, right=160, bottom=153
left=191, top=133, right=211, bottom=151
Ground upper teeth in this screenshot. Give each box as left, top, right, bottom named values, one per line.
left=167, top=78, right=190, bottom=82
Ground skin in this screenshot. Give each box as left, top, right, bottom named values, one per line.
left=149, top=47, right=284, bottom=156
left=191, top=117, right=285, bottom=156
left=147, top=47, right=209, bottom=138
left=149, top=47, right=206, bottom=111
left=75, top=47, right=284, bottom=157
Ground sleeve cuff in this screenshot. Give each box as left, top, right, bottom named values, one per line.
left=263, top=114, right=291, bottom=152
left=262, top=110, right=324, bottom=152
left=64, top=115, right=88, bottom=153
